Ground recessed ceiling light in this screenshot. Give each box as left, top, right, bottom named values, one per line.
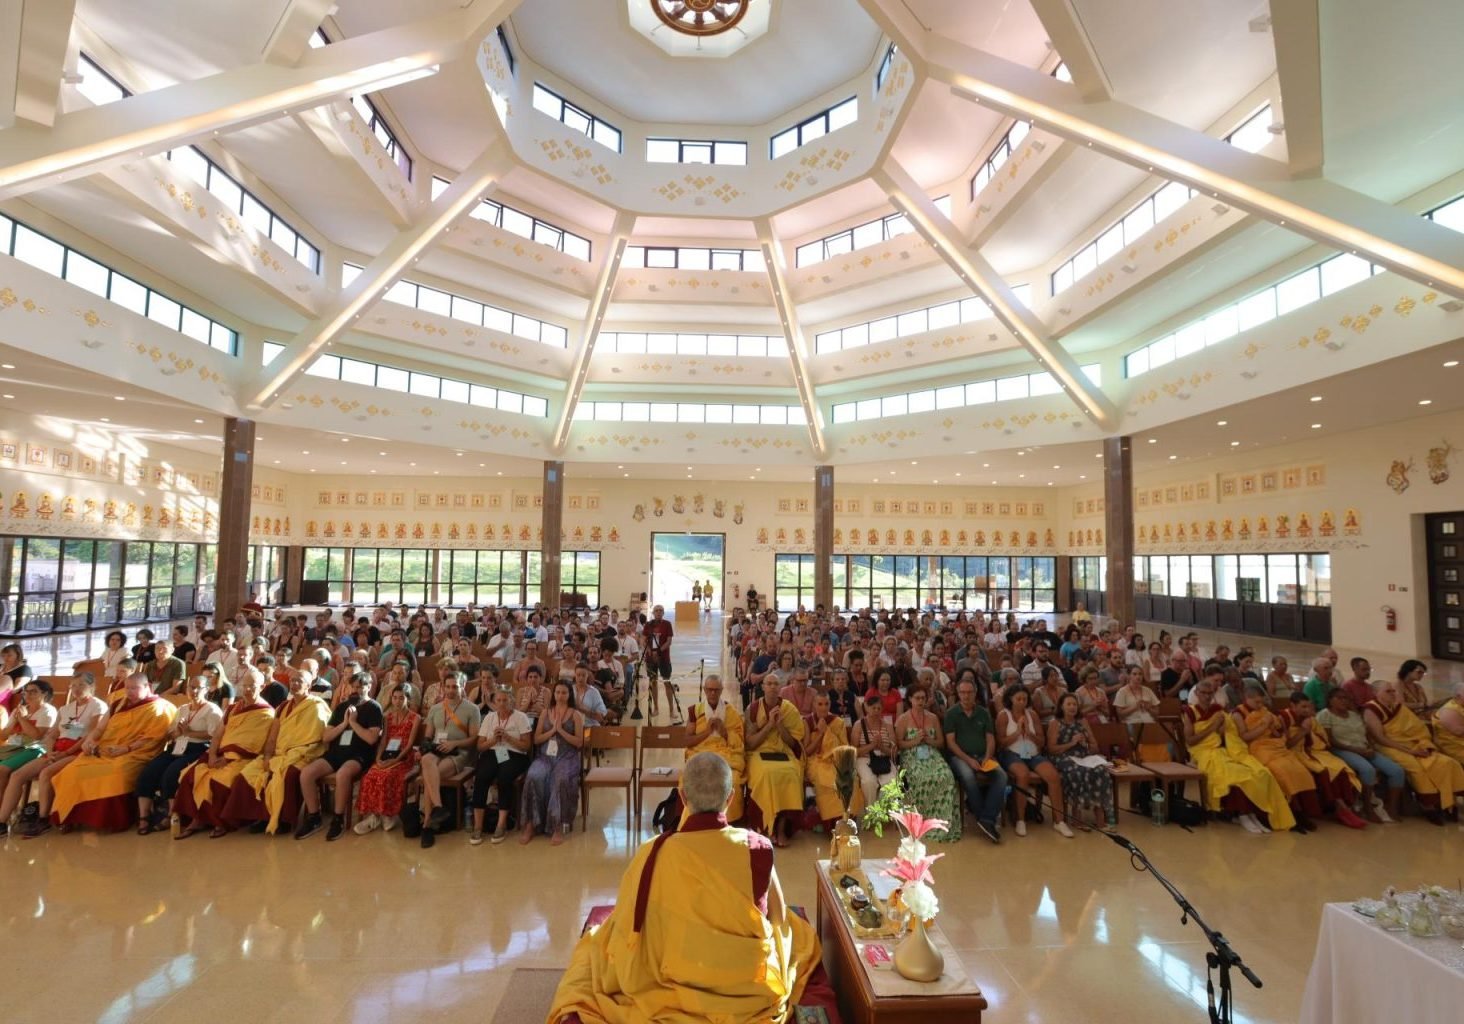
left=1052, top=464, right=1060, bottom=469
left=1094, top=453, right=1102, bottom=458
left=1311, top=423, right=1322, bottom=429
left=301, top=450, right=310, bottom=455
left=378, top=451, right=387, bottom=456
left=1, top=394, right=11, bottom=400
left=954, top=472, right=961, bottom=477
left=273, top=459, right=280, bottom=464
left=1047, top=482, right=1054, bottom=486
left=479, top=463, right=485, bottom=468
left=1419, top=399, right=1433, bottom=405
left=1018, top=473, right=1025, bottom=478
left=340, top=460, right=347, bottom=465
left=194, top=418, right=204, bottom=424
left=433, top=470, right=439, bottom=475
left=309, top=468, right=316, bottom=473
left=1309, top=395, right=1322, bottom=402
left=982, top=463, right=990, bottom=468
left=910, top=460, right=918, bottom=465
left=1216, top=420, right=1227, bottom=426
left=617, top=465, right=624, bottom=469
left=409, top=462, right=416, bottom=467
left=1079, top=475, right=1086, bottom=480
left=341, top=438, right=349, bottom=443
left=99, top=417, right=109, bottom=422
left=1231, top=440, right=1241, bottom=446
left=1446, top=361, right=1459, bottom=368
left=496, top=471, right=502, bottom=476
left=1147, top=438, right=1157, bottom=444
left=370, top=469, right=376, bottom=474
left=0, top=363, right=12, bottom=369
left=1168, top=454, right=1178, bottom=460
left=113, top=396, right=125, bottom=401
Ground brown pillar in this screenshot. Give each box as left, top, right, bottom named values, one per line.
left=215, top=417, right=256, bottom=623
left=1055, top=555, right=1073, bottom=613
left=1103, top=435, right=1135, bottom=627
left=540, top=460, right=564, bottom=609
left=283, top=546, right=304, bottom=605
left=814, top=464, right=834, bottom=612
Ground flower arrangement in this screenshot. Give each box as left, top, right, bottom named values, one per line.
left=862, top=772, right=946, bottom=923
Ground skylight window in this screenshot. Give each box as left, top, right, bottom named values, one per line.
left=430, top=178, right=590, bottom=260
left=831, top=365, right=1101, bottom=423
left=75, top=53, right=128, bottom=106
left=295, top=348, right=547, bottom=417
left=795, top=197, right=951, bottom=267
left=770, top=97, right=857, bottom=159
left=621, top=246, right=764, bottom=272
left=646, top=139, right=747, bottom=165
left=350, top=93, right=413, bottom=179
left=347, top=263, right=568, bottom=348
left=875, top=43, right=897, bottom=92
left=815, top=284, right=1029, bottom=354
left=533, top=84, right=622, bottom=152
left=599, top=333, right=786, bottom=357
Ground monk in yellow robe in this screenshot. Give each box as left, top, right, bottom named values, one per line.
left=805, top=691, right=864, bottom=825
left=1182, top=679, right=1295, bottom=834
left=174, top=672, right=275, bottom=837
left=46, top=673, right=175, bottom=832
left=1364, top=680, right=1464, bottom=823
left=547, top=752, right=823, bottom=1024
left=1233, top=685, right=1320, bottom=830
left=222, top=671, right=329, bottom=833
left=683, top=674, right=745, bottom=822
left=744, top=674, right=807, bottom=847
left=1432, top=683, right=1464, bottom=767
left=1281, top=693, right=1368, bottom=828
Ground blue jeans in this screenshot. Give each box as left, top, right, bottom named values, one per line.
left=1334, top=749, right=1405, bottom=790
left=947, top=754, right=1007, bottom=827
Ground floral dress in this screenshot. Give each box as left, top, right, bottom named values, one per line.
left=898, top=718, right=962, bottom=843
left=520, top=713, right=582, bottom=835
left=356, top=712, right=419, bottom=819
left=1054, top=719, right=1114, bottom=813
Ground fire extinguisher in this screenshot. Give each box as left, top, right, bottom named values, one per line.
left=1381, top=605, right=1396, bottom=632
left=733, top=584, right=741, bottom=599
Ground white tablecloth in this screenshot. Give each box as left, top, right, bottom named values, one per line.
left=1300, top=902, right=1464, bottom=1024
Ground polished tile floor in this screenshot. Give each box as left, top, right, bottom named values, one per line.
left=4, top=612, right=1462, bottom=1023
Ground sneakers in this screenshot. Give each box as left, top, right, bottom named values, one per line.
left=21, top=819, right=49, bottom=840
left=1014, top=820, right=1027, bottom=838
left=382, top=815, right=399, bottom=833
left=976, top=820, right=1000, bottom=845
left=469, top=829, right=485, bottom=846
left=353, top=813, right=381, bottom=835
left=1237, top=813, right=1265, bottom=834
left=294, top=813, right=323, bottom=840
left=490, top=825, right=507, bottom=844
left=420, top=827, right=436, bottom=849
left=326, top=818, right=345, bottom=842
left=1369, top=797, right=1394, bottom=824
left=1054, top=821, right=1075, bottom=838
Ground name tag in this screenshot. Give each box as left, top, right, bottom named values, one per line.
left=385, top=737, right=402, bottom=753
left=915, top=745, right=932, bottom=761
left=339, top=727, right=354, bottom=746
left=62, top=722, right=86, bottom=739
left=545, top=738, right=559, bottom=758
left=171, top=736, right=191, bottom=756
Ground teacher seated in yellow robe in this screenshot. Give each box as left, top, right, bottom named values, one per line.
left=174, top=671, right=275, bottom=838
left=805, top=691, right=864, bottom=829
left=221, top=669, right=330, bottom=834
left=1363, top=679, right=1464, bottom=825
left=744, top=674, right=807, bottom=847
left=683, top=674, right=745, bottom=822
left=39, top=673, right=176, bottom=834
left=547, top=751, right=825, bottom=1024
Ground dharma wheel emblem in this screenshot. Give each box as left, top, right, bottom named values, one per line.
left=650, top=0, right=751, bottom=37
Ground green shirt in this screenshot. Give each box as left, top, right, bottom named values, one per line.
left=1302, top=675, right=1334, bottom=712
left=943, top=704, right=994, bottom=758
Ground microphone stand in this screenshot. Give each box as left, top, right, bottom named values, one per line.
left=1006, top=780, right=1254, bottom=1021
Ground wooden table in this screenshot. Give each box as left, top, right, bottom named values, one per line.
left=815, top=859, right=987, bottom=1024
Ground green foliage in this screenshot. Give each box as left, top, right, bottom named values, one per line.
left=860, top=770, right=909, bottom=838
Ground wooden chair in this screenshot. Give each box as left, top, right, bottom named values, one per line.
left=41, top=676, right=74, bottom=707
left=635, top=726, right=686, bottom=834
left=74, top=659, right=106, bottom=684
left=1090, top=722, right=1157, bottom=824
left=419, top=655, right=442, bottom=684
left=1133, top=722, right=1208, bottom=812
left=580, top=725, right=637, bottom=833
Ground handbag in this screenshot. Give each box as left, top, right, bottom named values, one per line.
left=399, top=803, right=423, bottom=838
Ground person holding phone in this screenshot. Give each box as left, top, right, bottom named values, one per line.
left=353, top=685, right=421, bottom=834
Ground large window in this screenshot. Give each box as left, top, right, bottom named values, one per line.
left=770, top=97, right=857, bottom=159
left=532, top=83, right=622, bottom=152
left=0, top=537, right=226, bottom=635
left=573, top=401, right=805, bottom=425
left=875, top=43, right=897, bottom=92
left=563, top=551, right=601, bottom=608
left=1134, top=553, right=1330, bottom=607
left=350, top=93, right=413, bottom=179
left=0, top=212, right=238, bottom=354
left=597, top=332, right=787, bottom=357
left=1123, top=251, right=1383, bottom=377
left=622, top=246, right=765, bottom=272
left=646, top=138, right=747, bottom=165
left=794, top=197, right=951, bottom=268
left=775, top=554, right=1056, bottom=614
left=969, top=120, right=1031, bottom=201
left=1071, top=556, right=1107, bottom=592
left=304, top=547, right=560, bottom=607
left=344, top=262, right=569, bottom=347
left=814, top=285, right=1031, bottom=355
left=429, top=178, right=590, bottom=261
left=831, top=364, right=1101, bottom=424
left=165, top=146, right=320, bottom=273
left=293, top=345, right=550, bottom=418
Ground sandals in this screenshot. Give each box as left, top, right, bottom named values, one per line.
left=137, top=821, right=155, bottom=836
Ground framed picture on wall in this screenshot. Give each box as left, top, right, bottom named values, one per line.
left=1137, top=491, right=1149, bottom=507
left=1260, top=471, right=1278, bottom=492
left=1282, top=468, right=1301, bottom=489
left=0, top=442, right=15, bottom=462
left=998, top=502, right=1011, bottom=516
left=469, top=493, right=483, bottom=508
left=846, top=499, right=861, bottom=514
left=1179, top=483, right=1194, bottom=503
left=26, top=444, right=46, bottom=466
left=889, top=500, right=902, bottom=515
left=1240, top=475, right=1256, bottom=495
left=1305, top=464, right=1326, bottom=486
left=1033, top=502, right=1045, bottom=516
left=79, top=454, right=97, bottom=475
left=1196, top=481, right=1211, bottom=501
left=1014, top=502, right=1028, bottom=516
left=53, top=449, right=73, bottom=470
left=981, top=502, right=995, bottom=516
left=940, top=501, right=954, bottom=515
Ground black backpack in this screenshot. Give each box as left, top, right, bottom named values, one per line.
left=650, top=790, right=683, bottom=834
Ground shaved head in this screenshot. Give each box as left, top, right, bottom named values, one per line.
left=681, top=751, right=733, bottom=814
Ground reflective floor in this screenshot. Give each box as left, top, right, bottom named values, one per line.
left=4, top=613, right=1462, bottom=1023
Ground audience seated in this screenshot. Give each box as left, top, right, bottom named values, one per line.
left=1234, top=682, right=1322, bottom=832
left=805, top=691, right=861, bottom=828
left=469, top=686, right=531, bottom=844
left=295, top=670, right=383, bottom=841
left=944, top=678, right=1014, bottom=843
left=135, top=675, right=222, bottom=834
left=684, top=674, right=745, bottom=821
left=1048, top=693, right=1116, bottom=832
left=175, top=671, right=275, bottom=838
left=416, top=672, right=480, bottom=849
left=1182, top=677, right=1295, bottom=834
left=850, top=698, right=897, bottom=807
left=1433, top=682, right=1464, bottom=766
left=1316, top=688, right=1402, bottom=823
left=1282, top=693, right=1368, bottom=829
left=744, top=674, right=807, bottom=847
left=223, top=669, right=330, bottom=835
left=520, top=679, right=584, bottom=846
left=1362, top=678, right=1464, bottom=824
left=894, top=686, right=962, bottom=842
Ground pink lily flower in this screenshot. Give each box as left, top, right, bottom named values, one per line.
left=881, top=853, right=944, bottom=886
left=892, top=809, right=950, bottom=840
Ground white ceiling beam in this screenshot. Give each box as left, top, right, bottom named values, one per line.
left=244, top=141, right=515, bottom=411
left=926, top=37, right=1464, bottom=295
left=260, top=0, right=336, bottom=66
left=0, top=0, right=520, bottom=200
left=1268, top=0, right=1324, bottom=178
left=552, top=211, right=635, bottom=455
left=855, top=0, right=932, bottom=69
left=755, top=218, right=828, bottom=460
left=1028, top=0, right=1112, bottom=100
left=4, top=0, right=76, bottom=128
left=874, top=157, right=1117, bottom=430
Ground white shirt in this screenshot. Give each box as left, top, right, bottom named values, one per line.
left=4, top=703, right=57, bottom=749
left=1020, top=659, right=1047, bottom=685
left=477, top=709, right=531, bottom=762
left=170, top=701, right=224, bottom=755
left=55, top=694, right=108, bottom=743
left=207, top=647, right=241, bottom=679
left=102, top=647, right=129, bottom=675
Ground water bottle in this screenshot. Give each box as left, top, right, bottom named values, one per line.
left=1150, top=788, right=1167, bottom=827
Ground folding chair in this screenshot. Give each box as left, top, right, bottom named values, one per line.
left=580, top=725, right=637, bottom=833
left=635, top=726, right=686, bottom=835
left=1090, top=722, right=1157, bottom=824
left=1134, top=722, right=1208, bottom=812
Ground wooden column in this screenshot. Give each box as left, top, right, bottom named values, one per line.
left=1054, top=554, right=1073, bottom=613
left=283, top=545, right=304, bottom=605
left=815, top=464, right=834, bottom=612
left=215, top=417, right=256, bottom=623
left=1103, top=435, right=1135, bottom=627
left=540, top=459, right=564, bottom=609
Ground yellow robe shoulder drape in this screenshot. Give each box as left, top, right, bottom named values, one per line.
left=1432, top=698, right=1464, bottom=766
left=51, top=697, right=177, bottom=820
left=1241, top=708, right=1315, bottom=798
left=1372, top=701, right=1464, bottom=804
left=806, top=715, right=865, bottom=821
left=686, top=701, right=745, bottom=821
left=184, top=703, right=275, bottom=809
left=548, top=825, right=819, bottom=1024
left=241, top=694, right=329, bottom=833
left=1184, top=706, right=1295, bottom=829
left=1289, top=715, right=1360, bottom=790
left=746, top=699, right=806, bottom=820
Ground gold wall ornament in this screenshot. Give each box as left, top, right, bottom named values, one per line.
left=1386, top=458, right=1414, bottom=494
left=650, top=0, right=750, bottom=37
left=1427, top=441, right=1455, bottom=485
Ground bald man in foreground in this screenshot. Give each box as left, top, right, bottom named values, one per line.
left=548, top=751, right=824, bottom=1024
